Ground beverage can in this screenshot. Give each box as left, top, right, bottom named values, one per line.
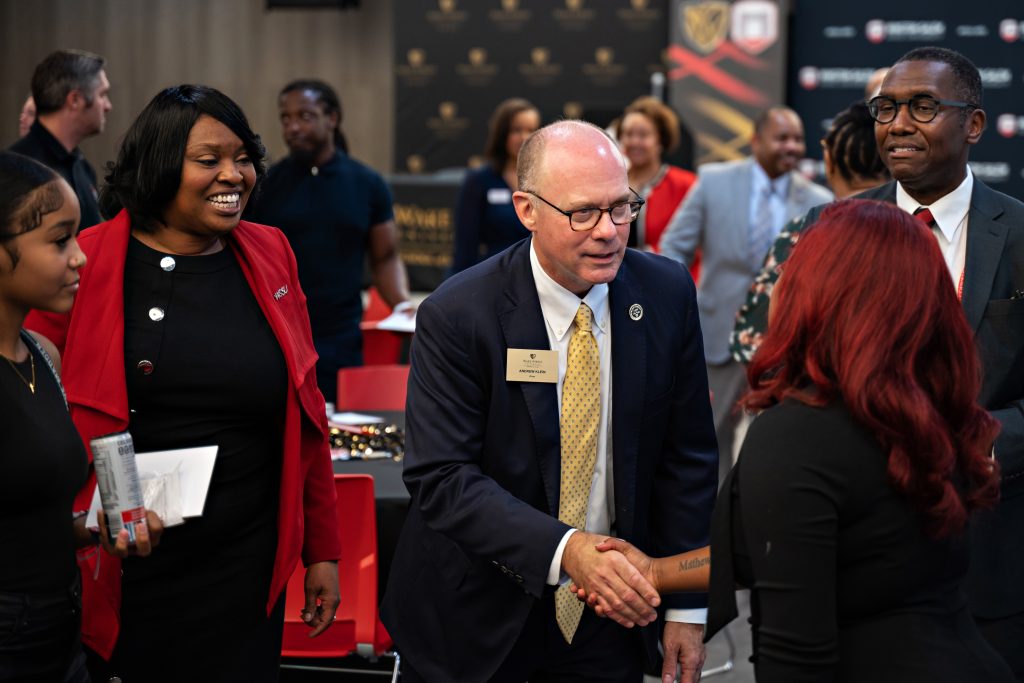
left=90, top=431, right=147, bottom=544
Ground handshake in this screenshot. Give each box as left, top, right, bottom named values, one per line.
left=562, top=531, right=711, bottom=628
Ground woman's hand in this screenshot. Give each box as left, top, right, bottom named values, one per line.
left=303, top=561, right=341, bottom=637
left=97, top=509, right=164, bottom=558
left=570, top=537, right=658, bottom=617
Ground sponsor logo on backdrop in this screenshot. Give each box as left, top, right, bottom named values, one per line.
left=426, top=0, right=467, bottom=31
left=489, top=0, right=531, bottom=30
left=394, top=203, right=453, bottom=268
left=395, top=48, right=438, bottom=87
left=618, top=0, right=660, bottom=30
left=823, top=25, right=856, bottom=38
left=406, top=155, right=426, bottom=174
left=865, top=20, right=945, bottom=44
left=997, top=114, right=1024, bottom=138
left=681, top=0, right=730, bottom=54
left=427, top=101, right=470, bottom=140
left=563, top=101, right=584, bottom=119
left=999, top=19, right=1022, bottom=42
left=799, top=66, right=886, bottom=91
left=969, top=161, right=1011, bottom=183
left=730, top=0, right=778, bottom=55
left=583, top=47, right=627, bottom=85
left=980, top=68, right=1013, bottom=89
left=456, top=47, right=499, bottom=86
left=553, top=0, right=594, bottom=30
left=956, top=24, right=989, bottom=37
left=519, top=46, right=563, bottom=86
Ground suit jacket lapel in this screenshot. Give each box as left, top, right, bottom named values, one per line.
left=730, top=160, right=754, bottom=257
left=963, top=181, right=1009, bottom=333
left=64, top=212, right=131, bottom=423
left=497, top=242, right=561, bottom=515
left=609, top=260, right=645, bottom=538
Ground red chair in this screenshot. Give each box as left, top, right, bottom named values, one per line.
left=336, top=365, right=410, bottom=412
left=361, top=287, right=404, bottom=365
left=280, top=474, right=397, bottom=675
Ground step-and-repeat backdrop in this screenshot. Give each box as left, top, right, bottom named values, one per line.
left=392, top=0, right=669, bottom=287
left=789, top=0, right=1024, bottom=199
left=390, top=1, right=1024, bottom=290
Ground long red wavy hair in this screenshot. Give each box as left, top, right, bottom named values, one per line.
left=744, top=199, right=999, bottom=538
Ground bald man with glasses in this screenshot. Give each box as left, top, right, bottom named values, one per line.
left=382, top=120, right=718, bottom=683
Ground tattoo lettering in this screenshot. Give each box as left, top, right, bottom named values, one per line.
left=677, top=556, right=710, bottom=573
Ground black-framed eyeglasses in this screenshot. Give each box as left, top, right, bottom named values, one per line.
left=526, top=189, right=645, bottom=232
left=866, top=95, right=978, bottom=124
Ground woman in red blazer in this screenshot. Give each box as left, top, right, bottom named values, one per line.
left=27, top=85, right=341, bottom=682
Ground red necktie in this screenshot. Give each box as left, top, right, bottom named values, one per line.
left=914, top=206, right=936, bottom=227
left=914, top=207, right=964, bottom=300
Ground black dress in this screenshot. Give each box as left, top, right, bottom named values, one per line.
left=104, top=238, right=288, bottom=682
left=0, top=331, right=88, bottom=681
left=709, top=399, right=1014, bottom=682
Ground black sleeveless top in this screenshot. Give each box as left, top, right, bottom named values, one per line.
left=0, top=331, right=88, bottom=594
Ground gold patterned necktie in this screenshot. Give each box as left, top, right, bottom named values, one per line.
left=555, top=302, right=601, bottom=644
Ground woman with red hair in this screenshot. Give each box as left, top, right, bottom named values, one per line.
left=579, top=199, right=1013, bottom=681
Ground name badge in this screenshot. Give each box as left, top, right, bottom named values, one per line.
left=506, top=348, right=558, bottom=383
left=487, top=188, right=512, bottom=205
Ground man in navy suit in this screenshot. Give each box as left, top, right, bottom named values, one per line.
left=382, top=120, right=719, bottom=682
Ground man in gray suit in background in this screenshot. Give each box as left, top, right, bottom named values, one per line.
left=659, top=106, right=833, bottom=469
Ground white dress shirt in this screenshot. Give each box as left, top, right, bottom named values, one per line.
left=531, top=242, right=705, bottom=625
left=896, top=168, right=972, bottom=291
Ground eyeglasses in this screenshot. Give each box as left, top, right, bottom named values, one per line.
left=866, top=95, right=978, bottom=124
left=526, top=190, right=644, bottom=232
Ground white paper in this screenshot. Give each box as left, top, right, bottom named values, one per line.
left=330, top=412, right=385, bottom=425
left=86, top=446, right=218, bottom=529
left=372, top=310, right=416, bottom=333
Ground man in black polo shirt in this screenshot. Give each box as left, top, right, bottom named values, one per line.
left=9, top=49, right=111, bottom=229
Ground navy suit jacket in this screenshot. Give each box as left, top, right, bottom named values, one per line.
left=381, top=240, right=719, bottom=681
left=802, top=180, right=1024, bottom=619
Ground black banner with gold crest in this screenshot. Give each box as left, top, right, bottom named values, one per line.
left=789, top=0, right=1024, bottom=201
left=394, top=0, right=670, bottom=174
left=667, top=0, right=788, bottom=167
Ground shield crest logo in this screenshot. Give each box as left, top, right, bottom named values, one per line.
left=681, top=1, right=730, bottom=55
left=730, top=0, right=778, bottom=55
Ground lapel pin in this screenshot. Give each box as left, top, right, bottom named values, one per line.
left=628, top=303, right=643, bottom=321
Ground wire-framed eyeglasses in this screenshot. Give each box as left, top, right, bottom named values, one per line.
left=526, top=189, right=645, bottom=232
left=866, top=95, right=978, bottom=124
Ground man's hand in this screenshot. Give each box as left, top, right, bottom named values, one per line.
left=561, top=531, right=660, bottom=628
left=662, top=622, right=705, bottom=683
left=572, top=537, right=660, bottom=618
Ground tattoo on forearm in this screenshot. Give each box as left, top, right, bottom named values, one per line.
left=677, top=556, right=709, bottom=573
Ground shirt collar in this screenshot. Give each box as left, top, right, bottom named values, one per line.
left=30, top=120, right=78, bottom=163
left=751, top=161, right=791, bottom=199
left=895, top=167, right=973, bottom=241
left=529, top=239, right=609, bottom=342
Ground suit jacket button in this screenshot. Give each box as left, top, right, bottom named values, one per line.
left=137, top=360, right=154, bottom=375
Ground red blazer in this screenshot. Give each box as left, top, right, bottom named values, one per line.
left=643, top=164, right=696, bottom=251
left=26, top=210, right=341, bottom=659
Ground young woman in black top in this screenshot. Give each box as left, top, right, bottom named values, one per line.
left=0, top=151, right=89, bottom=681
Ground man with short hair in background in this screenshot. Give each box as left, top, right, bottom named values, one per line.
left=9, top=49, right=111, bottom=229
left=658, top=106, right=833, bottom=471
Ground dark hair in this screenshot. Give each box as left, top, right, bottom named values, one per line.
left=31, top=49, right=106, bottom=115
left=894, top=46, right=983, bottom=112
left=753, top=106, right=797, bottom=136
left=0, top=152, right=64, bottom=267
left=100, top=84, right=266, bottom=232
left=279, top=79, right=348, bottom=154
left=744, top=199, right=1000, bottom=538
left=616, top=96, right=681, bottom=153
left=824, top=102, right=889, bottom=184
left=483, top=98, right=538, bottom=171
